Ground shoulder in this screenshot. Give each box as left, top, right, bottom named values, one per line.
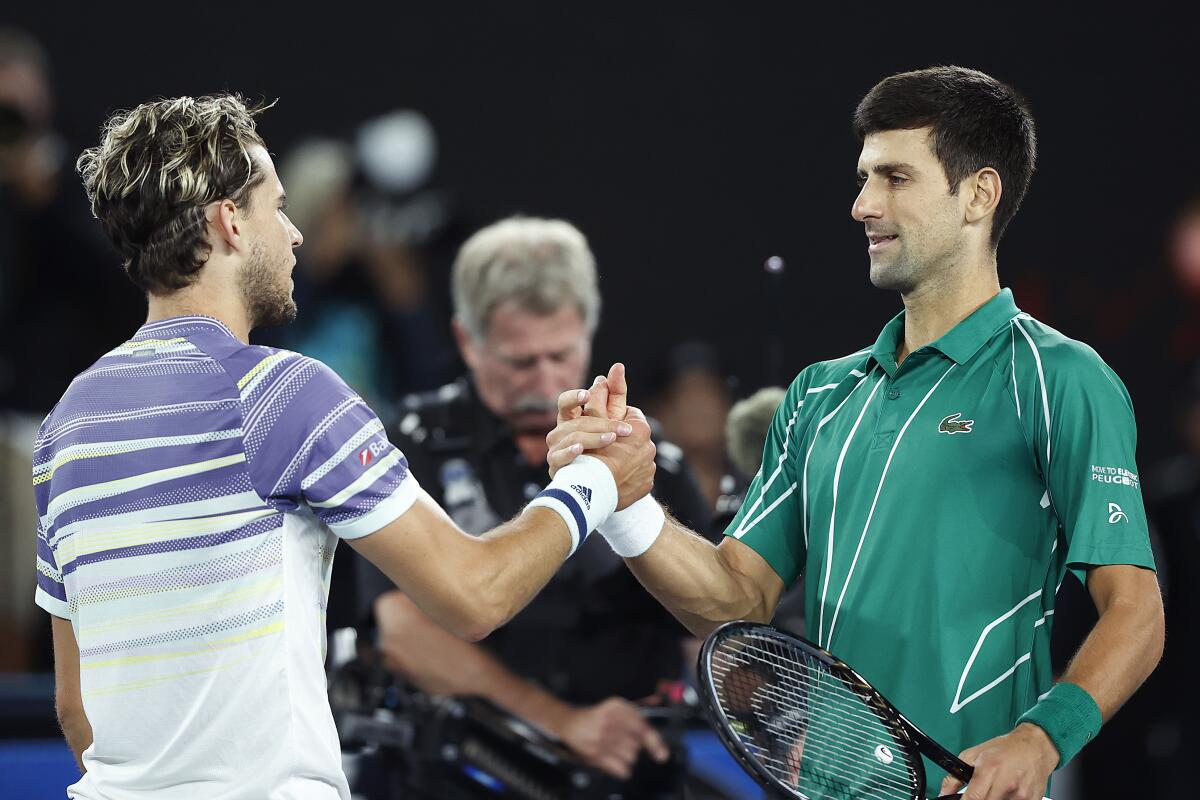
left=1010, top=314, right=1130, bottom=402
left=794, top=346, right=875, bottom=389
left=771, top=345, right=875, bottom=416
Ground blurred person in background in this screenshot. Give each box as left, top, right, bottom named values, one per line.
left=646, top=343, right=735, bottom=517
left=0, top=28, right=141, bottom=673
left=0, top=28, right=141, bottom=413
left=268, top=112, right=458, bottom=412
left=720, top=386, right=810, bottom=632
left=351, top=216, right=712, bottom=783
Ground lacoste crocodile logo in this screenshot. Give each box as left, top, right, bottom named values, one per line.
left=938, top=413, right=974, bottom=435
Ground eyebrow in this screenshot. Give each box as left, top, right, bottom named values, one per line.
left=857, top=162, right=921, bottom=177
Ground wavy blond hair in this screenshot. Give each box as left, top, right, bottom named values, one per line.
left=77, top=94, right=271, bottom=294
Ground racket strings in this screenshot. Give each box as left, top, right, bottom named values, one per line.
left=710, top=632, right=920, bottom=799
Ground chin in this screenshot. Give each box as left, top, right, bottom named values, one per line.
left=869, top=261, right=915, bottom=293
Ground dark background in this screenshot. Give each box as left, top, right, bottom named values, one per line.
left=5, top=5, right=1196, bottom=450
left=4, top=4, right=1199, bottom=796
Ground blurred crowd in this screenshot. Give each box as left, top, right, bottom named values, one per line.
left=2, top=25, right=1200, bottom=798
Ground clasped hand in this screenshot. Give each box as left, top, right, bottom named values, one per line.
left=545, top=363, right=655, bottom=510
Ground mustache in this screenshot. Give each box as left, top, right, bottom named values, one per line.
left=510, top=395, right=558, bottom=416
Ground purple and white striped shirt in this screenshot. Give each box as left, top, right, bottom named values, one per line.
left=34, top=315, right=418, bottom=800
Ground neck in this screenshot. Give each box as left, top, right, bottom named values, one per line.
left=145, top=279, right=251, bottom=344
left=896, top=254, right=1000, bottom=365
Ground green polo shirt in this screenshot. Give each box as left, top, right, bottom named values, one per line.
left=725, top=288, right=1155, bottom=797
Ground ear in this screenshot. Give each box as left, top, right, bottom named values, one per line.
left=210, top=198, right=243, bottom=253
left=964, top=167, right=1003, bottom=226
left=452, top=319, right=480, bottom=370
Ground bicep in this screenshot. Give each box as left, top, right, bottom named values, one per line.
left=347, top=489, right=472, bottom=594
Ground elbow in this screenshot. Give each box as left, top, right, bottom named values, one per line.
left=449, top=571, right=516, bottom=643
left=450, top=587, right=509, bottom=642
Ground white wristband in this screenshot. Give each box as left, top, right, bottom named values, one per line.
left=523, top=455, right=618, bottom=556
left=597, top=494, right=665, bottom=557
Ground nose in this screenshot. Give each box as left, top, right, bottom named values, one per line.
left=286, top=214, right=303, bottom=248
left=851, top=179, right=882, bottom=223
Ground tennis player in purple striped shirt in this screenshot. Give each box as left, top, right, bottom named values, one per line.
left=35, top=94, right=655, bottom=800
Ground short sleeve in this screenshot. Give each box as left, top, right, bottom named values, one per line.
left=34, top=521, right=71, bottom=620
left=1033, top=344, right=1155, bottom=577
left=723, top=374, right=808, bottom=586
left=246, top=356, right=420, bottom=539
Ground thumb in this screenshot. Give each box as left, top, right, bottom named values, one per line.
left=584, top=374, right=610, bottom=418
left=939, top=749, right=976, bottom=797
left=606, top=362, right=628, bottom=420
left=939, top=775, right=965, bottom=797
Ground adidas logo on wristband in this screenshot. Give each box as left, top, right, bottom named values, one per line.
left=571, top=484, right=593, bottom=509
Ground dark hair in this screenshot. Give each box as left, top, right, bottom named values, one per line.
left=77, top=94, right=270, bottom=294
left=853, top=66, right=1036, bottom=247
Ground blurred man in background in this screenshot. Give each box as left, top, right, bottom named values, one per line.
left=0, top=28, right=141, bottom=673
left=352, top=216, right=711, bottom=782
left=269, top=120, right=459, bottom=410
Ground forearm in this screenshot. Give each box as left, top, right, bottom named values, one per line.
left=470, top=508, right=574, bottom=632
left=352, top=499, right=573, bottom=641
left=1059, top=583, right=1165, bottom=721
left=625, top=517, right=777, bottom=637
left=375, top=591, right=574, bottom=733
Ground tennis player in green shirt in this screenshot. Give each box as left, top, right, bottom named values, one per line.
left=547, top=66, right=1164, bottom=799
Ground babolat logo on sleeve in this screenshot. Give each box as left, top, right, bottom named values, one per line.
left=1091, top=465, right=1139, bottom=488
left=358, top=439, right=389, bottom=467
left=571, top=484, right=593, bottom=510
left=938, top=412, right=974, bottom=434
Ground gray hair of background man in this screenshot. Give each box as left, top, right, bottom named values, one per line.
left=726, top=386, right=786, bottom=477
left=452, top=216, right=601, bottom=340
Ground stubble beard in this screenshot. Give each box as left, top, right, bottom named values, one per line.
left=239, top=238, right=297, bottom=330
left=869, top=244, right=920, bottom=295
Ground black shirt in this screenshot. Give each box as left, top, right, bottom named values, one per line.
left=341, top=378, right=712, bottom=705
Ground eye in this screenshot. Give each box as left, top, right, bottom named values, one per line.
left=888, top=175, right=908, bottom=186
left=855, top=174, right=868, bottom=189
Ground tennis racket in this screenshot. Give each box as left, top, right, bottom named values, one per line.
left=697, top=621, right=1050, bottom=800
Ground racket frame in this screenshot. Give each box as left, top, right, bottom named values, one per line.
left=697, top=621, right=973, bottom=800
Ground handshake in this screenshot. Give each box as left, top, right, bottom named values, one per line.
left=535, top=362, right=666, bottom=558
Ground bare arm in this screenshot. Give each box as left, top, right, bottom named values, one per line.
left=350, top=408, right=654, bottom=641
left=1060, top=563, right=1164, bottom=719
left=942, top=564, right=1164, bottom=799
left=350, top=494, right=574, bottom=641
left=621, top=515, right=786, bottom=637
left=548, top=368, right=786, bottom=638
left=51, top=616, right=92, bottom=773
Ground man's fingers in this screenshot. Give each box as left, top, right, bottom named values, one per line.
left=547, top=443, right=584, bottom=475
left=639, top=724, right=669, bottom=763
left=557, top=388, right=590, bottom=424
left=606, top=363, right=628, bottom=421
left=595, top=755, right=631, bottom=781
left=939, top=776, right=966, bottom=796
left=554, top=430, right=623, bottom=453
left=624, top=405, right=647, bottom=424
left=584, top=375, right=610, bottom=418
